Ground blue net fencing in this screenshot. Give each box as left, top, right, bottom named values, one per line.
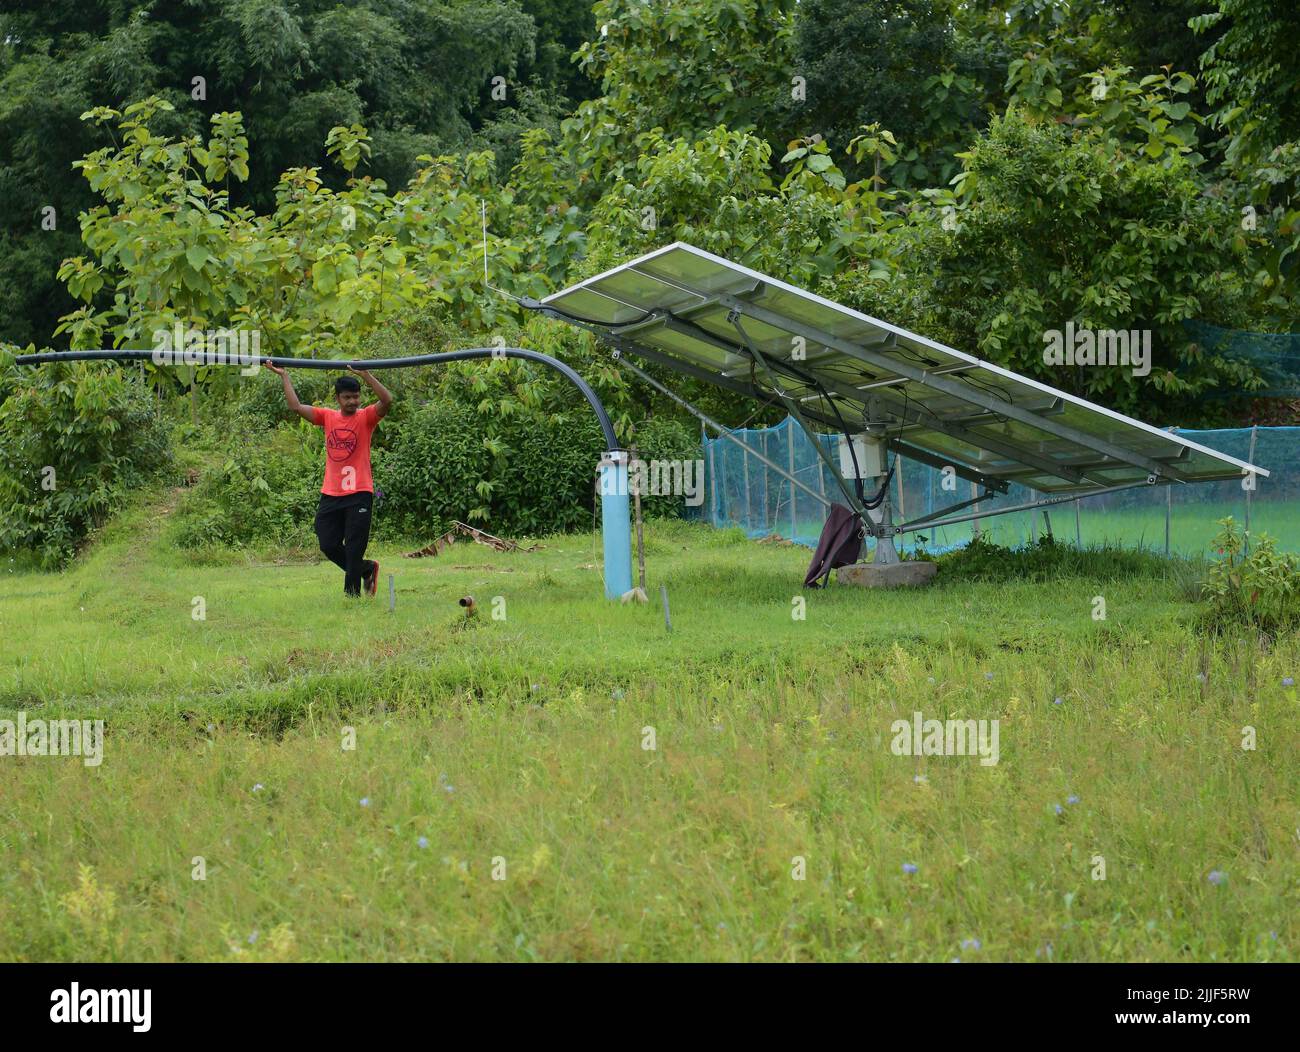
left=1183, top=320, right=1300, bottom=399
left=692, top=418, right=1300, bottom=558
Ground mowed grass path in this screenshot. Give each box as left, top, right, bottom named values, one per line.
left=0, top=488, right=1296, bottom=961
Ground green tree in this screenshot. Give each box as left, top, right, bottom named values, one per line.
left=1193, top=0, right=1300, bottom=168
left=826, top=108, right=1258, bottom=422
left=563, top=0, right=797, bottom=190
left=0, top=0, right=542, bottom=346
left=787, top=0, right=987, bottom=187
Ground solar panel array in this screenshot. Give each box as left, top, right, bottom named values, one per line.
left=543, top=243, right=1267, bottom=495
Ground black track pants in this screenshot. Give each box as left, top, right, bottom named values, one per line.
left=314, top=491, right=376, bottom=596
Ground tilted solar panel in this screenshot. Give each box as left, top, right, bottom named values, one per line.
left=542, top=242, right=1268, bottom=495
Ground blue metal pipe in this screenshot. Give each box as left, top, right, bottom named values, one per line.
left=598, top=451, right=633, bottom=599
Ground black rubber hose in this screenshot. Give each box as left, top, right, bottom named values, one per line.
left=11, top=346, right=621, bottom=451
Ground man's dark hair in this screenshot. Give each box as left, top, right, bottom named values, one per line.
left=335, top=375, right=362, bottom=394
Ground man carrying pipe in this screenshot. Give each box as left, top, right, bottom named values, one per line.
left=264, top=360, right=393, bottom=598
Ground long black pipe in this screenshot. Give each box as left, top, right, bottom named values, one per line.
left=11, top=347, right=620, bottom=450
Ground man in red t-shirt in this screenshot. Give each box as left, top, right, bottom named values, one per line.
left=265, top=361, right=393, bottom=597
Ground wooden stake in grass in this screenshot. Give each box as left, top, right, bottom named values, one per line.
left=631, top=445, right=647, bottom=592
left=660, top=583, right=672, bottom=633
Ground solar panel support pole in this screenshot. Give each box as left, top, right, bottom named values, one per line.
left=860, top=424, right=900, bottom=564
left=872, top=487, right=901, bottom=564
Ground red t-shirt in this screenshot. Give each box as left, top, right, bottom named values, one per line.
left=311, top=404, right=380, bottom=496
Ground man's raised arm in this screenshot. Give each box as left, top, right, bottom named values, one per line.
left=350, top=366, right=393, bottom=420
left=265, top=361, right=317, bottom=423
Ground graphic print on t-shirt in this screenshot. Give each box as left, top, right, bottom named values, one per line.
left=326, top=425, right=358, bottom=461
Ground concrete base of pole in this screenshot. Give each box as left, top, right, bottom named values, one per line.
left=838, top=561, right=938, bottom=588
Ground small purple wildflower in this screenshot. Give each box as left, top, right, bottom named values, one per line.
left=1053, top=697, right=1063, bottom=706
left=984, top=672, right=994, bottom=681
left=417, top=836, right=429, bottom=849
left=902, top=862, right=918, bottom=875
left=1208, top=869, right=1227, bottom=886
left=247, top=931, right=259, bottom=945
left=1283, top=677, right=1294, bottom=688
left=359, top=797, right=371, bottom=808
left=252, top=783, right=264, bottom=793
left=1067, top=794, right=1080, bottom=805
left=961, top=938, right=981, bottom=951
left=1054, top=803, right=1064, bottom=816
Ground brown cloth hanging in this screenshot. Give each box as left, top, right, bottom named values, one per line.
left=804, top=503, right=864, bottom=588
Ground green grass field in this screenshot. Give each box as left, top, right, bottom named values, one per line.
left=1, top=486, right=1296, bottom=961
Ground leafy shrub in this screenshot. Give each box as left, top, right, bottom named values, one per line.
left=626, top=415, right=704, bottom=520
left=383, top=399, right=699, bottom=540
left=491, top=411, right=605, bottom=535
left=935, top=533, right=1173, bottom=583
left=166, top=422, right=323, bottom=550
left=0, top=354, right=172, bottom=567
left=1200, top=517, right=1300, bottom=634
left=376, top=400, right=493, bottom=538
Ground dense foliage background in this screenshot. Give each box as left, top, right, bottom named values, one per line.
left=2, top=0, right=1299, bottom=564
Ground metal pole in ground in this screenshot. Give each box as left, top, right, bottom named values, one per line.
left=1075, top=499, right=1082, bottom=548
left=742, top=437, right=752, bottom=532
left=971, top=480, right=981, bottom=539
left=706, top=425, right=718, bottom=527
left=1170, top=481, right=1180, bottom=553
left=787, top=422, right=797, bottom=541
left=388, top=574, right=395, bottom=613
left=660, top=583, right=672, bottom=633
left=1245, top=424, right=1258, bottom=554
left=631, top=446, right=646, bottom=593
